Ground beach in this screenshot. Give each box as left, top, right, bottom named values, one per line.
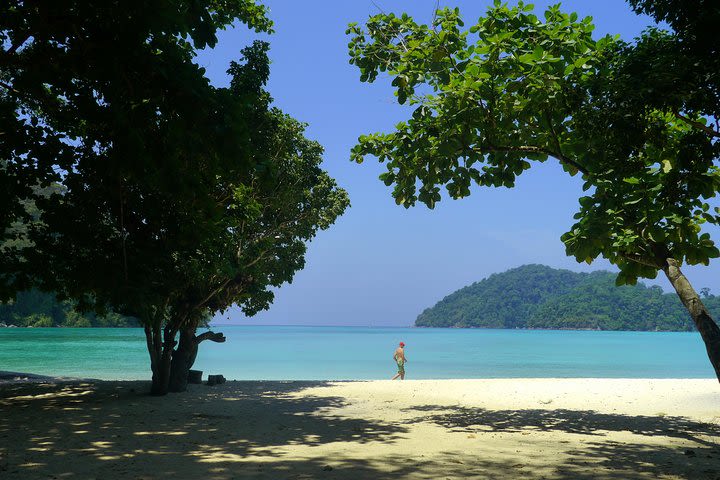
left=1, top=378, right=719, bottom=479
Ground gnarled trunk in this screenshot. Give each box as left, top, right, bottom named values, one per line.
left=169, top=326, right=199, bottom=393
left=168, top=323, right=226, bottom=392
left=145, top=323, right=178, bottom=396
left=661, top=257, right=720, bottom=382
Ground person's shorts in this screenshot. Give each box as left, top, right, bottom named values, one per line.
left=396, top=361, right=405, bottom=375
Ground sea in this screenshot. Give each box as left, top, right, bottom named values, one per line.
left=0, top=326, right=715, bottom=380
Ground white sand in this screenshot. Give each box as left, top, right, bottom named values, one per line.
left=1, top=378, right=719, bottom=479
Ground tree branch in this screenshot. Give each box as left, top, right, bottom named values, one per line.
left=0, top=80, right=20, bottom=95
left=475, top=144, right=589, bottom=176
left=673, top=110, right=720, bottom=138
left=7, top=34, right=31, bottom=55
left=192, top=277, right=233, bottom=312
left=621, top=252, right=663, bottom=269
left=196, top=331, right=226, bottom=344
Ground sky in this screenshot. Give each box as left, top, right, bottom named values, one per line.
left=196, top=0, right=720, bottom=327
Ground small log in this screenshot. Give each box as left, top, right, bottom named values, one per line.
left=188, top=370, right=203, bottom=384
left=207, top=374, right=226, bottom=386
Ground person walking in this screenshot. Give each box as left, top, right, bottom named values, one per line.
left=391, top=341, right=407, bottom=380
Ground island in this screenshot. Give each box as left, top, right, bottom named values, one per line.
left=416, top=264, right=719, bottom=331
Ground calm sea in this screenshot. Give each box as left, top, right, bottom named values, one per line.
left=0, top=326, right=715, bottom=380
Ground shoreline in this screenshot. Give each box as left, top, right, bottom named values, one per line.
left=1, top=378, right=719, bottom=479
left=1, top=324, right=701, bottom=331
left=2, top=370, right=717, bottom=384
left=0, top=370, right=60, bottom=383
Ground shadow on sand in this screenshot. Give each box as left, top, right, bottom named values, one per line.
left=401, top=404, right=720, bottom=479
left=0, top=381, right=719, bottom=479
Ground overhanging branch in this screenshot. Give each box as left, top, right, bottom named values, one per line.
left=196, top=331, right=226, bottom=344
left=673, top=110, right=720, bottom=139
left=475, top=144, right=589, bottom=176
left=621, top=252, right=663, bottom=269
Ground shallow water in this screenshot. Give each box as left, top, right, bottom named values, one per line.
left=0, top=326, right=714, bottom=380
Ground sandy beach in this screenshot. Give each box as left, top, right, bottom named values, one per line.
left=1, top=377, right=719, bottom=479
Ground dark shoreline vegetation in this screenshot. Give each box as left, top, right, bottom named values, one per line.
left=0, top=290, right=138, bottom=327
left=416, top=265, right=720, bottom=331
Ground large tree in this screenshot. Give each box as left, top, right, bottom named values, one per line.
left=1, top=1, right=348, bottom=394
left=0, top=0, right=271, bottom=299
left=168, top=111, right=349, bottom=392
left=347, top=2, right=720, bottom=379
left=2, top=1, right=273, bottom=394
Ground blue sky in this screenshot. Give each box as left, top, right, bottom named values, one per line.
left=197, top=1, right=720, bottom=326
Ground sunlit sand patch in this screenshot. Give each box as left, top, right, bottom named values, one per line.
left=96, top=454, right=137, bottom=461
left=89, top=441, right=114, bottom=449
left=18, top=462, right=46, bottom=468
left=1, top=387, right=95, bottom=404
left=193, top=452, right=248, bottom=463
left=133, top=431, right=188, bottom=436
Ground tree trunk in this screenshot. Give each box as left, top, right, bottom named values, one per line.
left=145, top=323, right=177, bottom=396
left=168, top=324, right=226, bottom=393
left=661, top=257, right=720, bottom=382
left=169, top=326, right=199, bottom=393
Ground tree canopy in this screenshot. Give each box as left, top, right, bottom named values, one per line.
left=1, top=0, right=349, bottom=394
left=0, top=0, right=271, bottom=306
left=347, top=2, right=719, bottom=283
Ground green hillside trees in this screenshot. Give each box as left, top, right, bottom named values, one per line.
left=416, top=265, right=717, bottom=331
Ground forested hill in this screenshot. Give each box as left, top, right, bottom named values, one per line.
left=0, top=290, right=138, bottom=327
left=416, top=265, right=720, bottom=331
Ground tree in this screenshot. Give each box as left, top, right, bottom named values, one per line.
left=0, top=1, right=303, bottom=394
left=0, top=0, right=272, bottom=298
left=347, top=2, right=720, bottom=379
left=167, top=112, right=349, bottom=392
left=623, top=0, right=720, bottom=126
left=3, top=1, right=349, bottom=394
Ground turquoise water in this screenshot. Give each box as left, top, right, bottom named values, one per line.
left=0, top=326, right=715, bottom=380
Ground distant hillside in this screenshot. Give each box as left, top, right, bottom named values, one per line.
left=416, top=265, right=719, bottom=331
left=0, top=289, right=138, bottom=327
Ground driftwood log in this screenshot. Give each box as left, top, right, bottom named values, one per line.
left=207, top=374, right=226, bottom=386
left=188, top=369, right=203, bottom=384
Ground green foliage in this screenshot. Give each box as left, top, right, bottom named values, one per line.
left=0, top=1, right=347, bottom=395
left=416, top=265, right=711, bottom=331
left=625, top=0, right=719, bottom=118
left=348, top=2, right=612, bottom=207
left=170, top=109, right=350, bottom=324
left=347, top=2, right=720, bottom=286
left=2, top=1, right=348, bottom=392
left=0, top=0, right=274, bottom=314
left=0, top=289, right=138, bottom=327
